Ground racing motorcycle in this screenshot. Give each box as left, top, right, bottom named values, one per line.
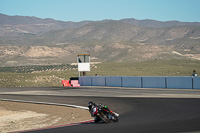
left=93, top=105, right=119, bottom=123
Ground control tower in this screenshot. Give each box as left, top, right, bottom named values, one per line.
left=77, top=54, right=90, bottom=77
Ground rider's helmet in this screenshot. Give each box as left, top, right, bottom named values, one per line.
left=88, top=101, right=94, bottom=109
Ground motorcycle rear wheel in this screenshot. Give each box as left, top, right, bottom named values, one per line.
left=99, top=113, right=110, bottom=123
left=94, top=116, right=101, bottom=123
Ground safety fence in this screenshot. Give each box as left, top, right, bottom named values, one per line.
left=79, top=76, right=200, bottom=89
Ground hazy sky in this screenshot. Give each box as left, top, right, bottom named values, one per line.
left=0, top=0, right=200, bottom=22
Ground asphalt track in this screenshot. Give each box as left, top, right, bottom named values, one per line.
left=1, top=87, right=200, bottom=133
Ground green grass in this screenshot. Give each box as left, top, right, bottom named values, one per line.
left=0, top=59, right=200, bottom=87
left=88, top=59, right=200, bottom=76
left=0, top=70, right=78, bottom=87
left=0, top=64, right=76, bottom=73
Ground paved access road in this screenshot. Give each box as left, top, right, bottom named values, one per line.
left=1, top=87, right=200, bottom=133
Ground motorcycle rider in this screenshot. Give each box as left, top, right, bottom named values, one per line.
left=88, top=101, right=113, bottom=122
left=88, top=101, right=96, bottom=117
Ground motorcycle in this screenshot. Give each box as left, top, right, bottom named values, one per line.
left=93, top=106, right=119, bottom=123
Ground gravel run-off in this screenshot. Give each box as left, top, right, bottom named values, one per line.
left=0, top=101, right=92, bottom=133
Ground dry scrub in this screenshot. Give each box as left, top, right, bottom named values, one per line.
left=0, top=101, right=92, bottom=133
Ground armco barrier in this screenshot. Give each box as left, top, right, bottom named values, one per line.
left=122, top=76, right=142, bottom=87
left=79, top=76, right=200, bottom=89
left=193, top=77, right=200, bottom=89
left=142, top=77, right=166, bottom=88
left=166, top=77, right=193, bottom=89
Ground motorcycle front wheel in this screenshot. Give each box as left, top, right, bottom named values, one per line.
left=112, top=114, right=119, bottom=122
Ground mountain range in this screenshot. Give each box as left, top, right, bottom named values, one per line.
left=0, top=13, right=200, bottom=66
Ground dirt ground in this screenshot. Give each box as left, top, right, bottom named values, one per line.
left=0, top=101, right=92, bottom=133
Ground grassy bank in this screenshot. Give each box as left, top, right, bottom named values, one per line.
left=0, top=59, right=199, bottom=87
left=88, top=59, right=200, bottom=76
left=0, top=70, right=77, bottom=87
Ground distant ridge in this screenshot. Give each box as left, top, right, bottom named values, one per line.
left=1, top=13, right=200, bottom=46
left=0, top=13, right=200, bottom=66
left=120, top=18, right=200, bottom=28
left=1, top=13, right=200, bottom=36
left=0, top=13, right=91, bottom=36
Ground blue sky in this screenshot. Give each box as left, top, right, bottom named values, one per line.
left=0, top=0, right=200, bottom=22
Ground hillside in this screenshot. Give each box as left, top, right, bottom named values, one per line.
left=0, top=13, right=200, bottom=66
left=0, top=13, right=91, bottom=36
left=120, top=18, right=200, bottom=28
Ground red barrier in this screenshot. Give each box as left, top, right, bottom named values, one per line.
left=71, top=80, right=80, bottom=87
left=62, top=80, right=71, bottom=87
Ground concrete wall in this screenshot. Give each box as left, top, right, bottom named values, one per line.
left=193, top=77, right=200, bottom=89
left=79, top=76, right=200, bottom=89
left=79, top=76, right=92, bottom=86
left=106, top=76, right=122, bottom=87
left=166, top=77, right=193, bottom=89
left=122, top=76, right=142, bottom=88
left=142, top=77, right=166, bottom=88
left=92, top=76, right=106, bottom=86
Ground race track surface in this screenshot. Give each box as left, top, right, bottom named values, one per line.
left=1, top=87, right=200, bottom=133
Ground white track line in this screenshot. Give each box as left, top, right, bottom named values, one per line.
left=0, top=98, right=89, bottom=110
left=0, top=98, right=120, bottom=116
left=0, top=98, right=94, bottom=132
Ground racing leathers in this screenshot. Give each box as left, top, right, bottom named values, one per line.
left=88, top=102, right=112, bottom=122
